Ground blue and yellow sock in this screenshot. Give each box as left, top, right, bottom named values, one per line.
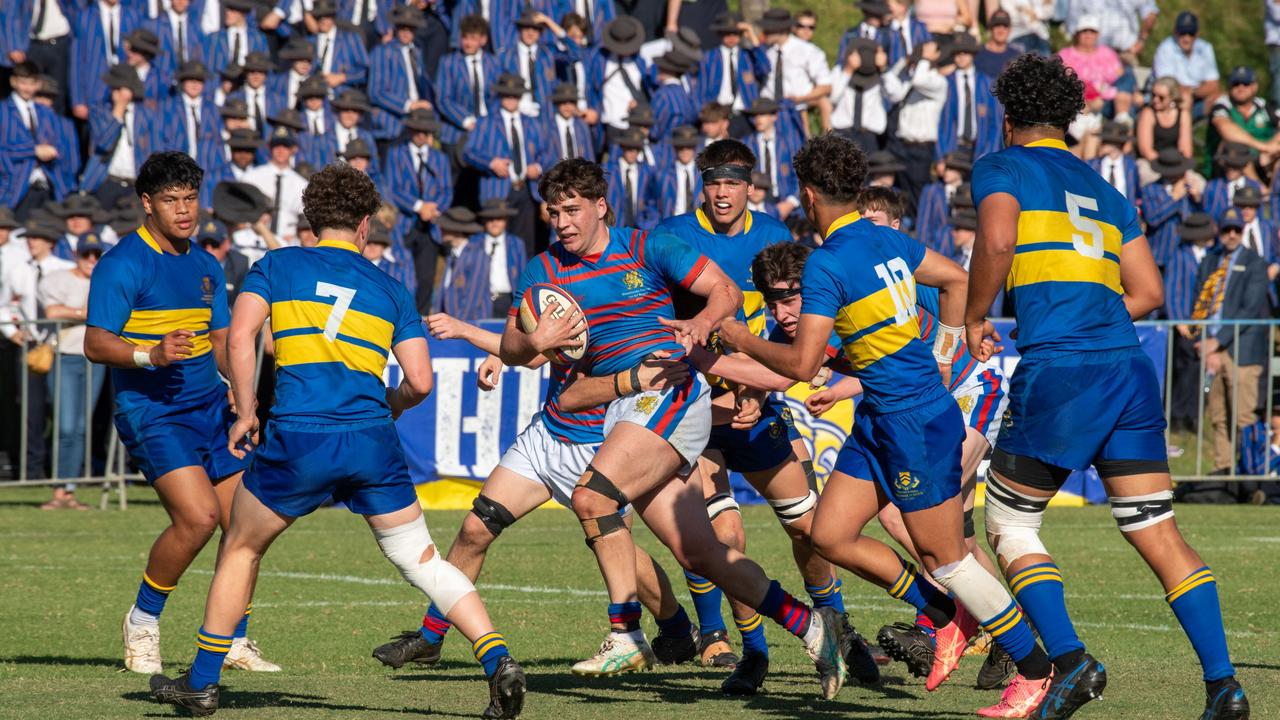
left=756, top=580, right=812, bottom=639
left=684, top=571, right=726, bottom=635
left=887, top=555, right=954, bottom=630
left=979, top=601, right=1051, bottom=679
left=233, top=603, right=252, bottom=639
left=472, top=632, right=510, bottom=678
left=608, top=601, right=642, bottom=632
left=1166, top=566, right=1235, bottom=682
left=1010, top=562, right=1085, bottom=669
left=190, top=627, right=233, bottom=688
left=420, top=604, right=452, bottom=644
left=805, top=576, right=846, bottom=613
left=735, top=613, right=769, bottom=657
left=134, top=573, right=175, bottom=622
left=655, top=605, right=694, bottom=638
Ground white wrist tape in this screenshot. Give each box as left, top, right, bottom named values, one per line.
left=133, top=348, right=155, bottom=368
left=933, top=322, right=963, bottom=363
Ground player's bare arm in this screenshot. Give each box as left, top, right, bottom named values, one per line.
left=914, top=249, right=970, bottom=387
left=965, top=193, right=1019, bottom=361
left=1116, top=235, right=1165, bottom=320
left=658, top=260, right=743, bottom=349
left=556, top=351, right=691, bottom=412
left=225, top=292, right=270, bottom=457
left=429, top=312, right=547, bottom=369
left=388, top=336, right=435, bottom=419
left=84, top=326, right=195, bottom=369
left=498, top=300, right=586, bottom=366
left=721, top=312, right=834, bottom=383
left=689, top=345, right=795, bottom=392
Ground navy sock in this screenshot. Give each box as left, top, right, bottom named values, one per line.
left=735, top=614, right=769, bottom=657
left=655, top=605, right=693, bottom=638
left=756, top=580, right=812, bottom=639
left=608, top=601, right=642, bottom=632
left=806, top=576, right=846, bottom=613
left=135, top=573, right=174, bottom=617
left=1010, top=562, right=1085, bottom=670
left=233, top=604, right=251, bottom=639
left=887, top=555, right=954, bottom=627
left=472, top=632, right=510, bottom=678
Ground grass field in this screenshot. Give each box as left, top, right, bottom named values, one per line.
left=1, top=486, right=1275, bottom=720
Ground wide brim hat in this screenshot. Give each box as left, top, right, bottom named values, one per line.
left=298, top=76, right=329, bottom=99
left=311, top=0, right=338, bottom=17
left=242, top=51, right=272, bottom=73
left=332, top=89, right=372, bottom=113
left=437, top=207, right=483, bottom=235
left=493, top=73, right=527, bottom=97
left=226, top=129, right=263, bottom=151
left=221, top=98, right=250, bottom=119
left=388, top=5, right=426, bottom=28
left=857, top=0, right=891, bottom=17
left=1217, top=142, right=1255, bottom=169
left=50, top=193, right=108, bottom=222
left=943, top=151, right=973, bottom=173
left=1098, top=121, right=1131, bottom=146
left=670, top=125, right=700, bottom=148
left=125, top=28, right=161, bottom=57
left=625, top=103, right=655, bottom=127
left=654, top=52, right=690, bottom=76
left=269, top=109, right=306, bottom=132
left=279, top=39, right=315, bottom=62
left=1233, top=184, right=1264, bottom=207
left=403, top=108, right=441, bottom=133
left=176, top=60, right=210, bottom=82
left=743, top=98, right=780, bottom=116
left=949, top=208, right=977, bottom=230
left=367, top=223, right=392, bottom=245
left=602, top=17, right=645, bottom=56
left=212, top=181, right=271, bottom=224
left=1151, top=148, right=1194, bottom=177
left=342, top=138, right=374, bottom=159
left=102, top=64, right=144, bottom=97
left=223, top=0, right=256, bottom=11
left=0, top=207, right=18, bottom=229
left=616, top=128, right=647, bottom=150
left=710, top=12, right=743, bottom=34
left=514, top=8, right=543, bottom=28
left=866, top=150, right=906, bottom=174
left=23, top=219, right=64, bottom=241
left=759, top=8, right=794, bottom=34
left=478, top=199, right=520, bottom=219
left=36, top=74, right=60, bottom=98
left=1178, top=212, right=1216, bottom=240
left=550, top=82, right=579, bottom=104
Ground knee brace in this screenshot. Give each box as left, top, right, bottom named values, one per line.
left=577, top=465, right=630, bottom=545
left=706, top=492, right=740, bottom=521
left=373, top=520, right=476, bottom=615
left=1110, top=490, right=1174, bottom=533
left=983, top=472, right=1050, bottom=566
left=768, top=490, right=817, bottom=526
left=471, top=494, right=516, bottom=537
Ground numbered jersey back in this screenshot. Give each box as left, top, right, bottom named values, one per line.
left=239, top=239, right=425, bottom=425
left=971, top=138, right=1143, bottom=355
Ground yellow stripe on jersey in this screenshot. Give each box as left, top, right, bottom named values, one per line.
left=832, top=282, right=921, bottom=370
left=1008, top=211, right=1124, bottom=294
left=121, top=308, right=214, bottom=357
left=271, top=300, right=395, bottom=352
left=743, top=290, right=767, bottom=338
left=274, top=332, right=387, bottom=376
left=695, top=207, right=755, bottom=235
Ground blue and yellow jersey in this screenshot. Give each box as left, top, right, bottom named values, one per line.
left=87, top=226, right=229, bottom=415
left=769, top=324, right=854, bottom=377
left=971, top=138, right=1143, bottom=355
left=656, top=208, right=791, bottom=337
left=801, top=212, right=946, bottom=413
left=239, top=239, right=425, bottom=425
left=916, top=284, right=978, bottom=391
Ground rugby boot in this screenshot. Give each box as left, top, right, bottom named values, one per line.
left=877, top=623, right=935, bottom=678
left=223, top=637, right=281, bottom=672
left=150, top=672, right=219, bottom=717
left=840, top=614, right=881, bottom=685
left=978, top=672, right=1053, bottom=718
left=1200, top=678, right=1249, bottom=720
left=805, top=606, right=848, bottom=700
left=927, top=604, right=980, bottom=690
left=697, top=628, right=738, bottom=668
left=1032, top=653, right=1106, bottom=720
left=571, top=633, right=656, bottom=676
left=721, top=651, right=768, bottom=696
left=976, top=642, right=1017, bottom=690
left=123, top=606, right=163, bottom=674
left=372, top=630, right=443, bottom=668
left=652, top=626, right=698, bottom=665
left=482, top=656, right=526, bottom=719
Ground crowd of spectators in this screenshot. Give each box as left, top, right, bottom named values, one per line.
left=0, top=0, right=1278, bottom=502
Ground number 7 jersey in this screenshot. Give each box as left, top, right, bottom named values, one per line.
left=971, top=138, right=1144, bottom=355
left=240, top=239, right=426, bottom=425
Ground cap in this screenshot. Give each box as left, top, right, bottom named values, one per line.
left=1174, top=10, right=1198, bottom=36
left=1229, top=65, right=1257, bottom=86
left=1218, top=207, right=1245, bottom=230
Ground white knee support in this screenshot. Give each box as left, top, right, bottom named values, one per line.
left=983, top=472, right=1050, bottom=566
left=1110, top=490, right=1174, bottom=533
left=768, top=490, right=817, bottom=526
left=706, top=492, right=740, bottom=521
left=374, top=519, right=476, bottom=615
left=930, top=553, right=1014, bottom=624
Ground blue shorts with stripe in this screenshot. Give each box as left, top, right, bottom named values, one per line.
left=114, top=388, right=248, bottom=484
left=834, top=389, right=964, bottom=513
left=244, top=419, right=419, bottom=518
left=996, top=347, right=1167, bottom=471
left=707, top=397, right=801, bottom=473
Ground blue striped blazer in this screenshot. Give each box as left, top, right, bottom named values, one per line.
left=935, top=70, right=1002, bottom=162
left=451, top=0, right=521, bottom=52
left=0, top=97, right=73, bottom=206
left=435, top=50, right=501, bottom=145
left=883, top=16, right=932, bottom=66
left=1199, top=178, right=1262, bottom=224
left=1140, top=181, right=1193, bottom=269
left=152, top=10, right=206, bottom=79
left=336, top=0, right=394, bottom=36
left=463, top=111, right=555, bottom=203
left=605, top=159, right=659, bottom=229
left=548, top=115, right=594, bottom=162
left=438, top=232, right=527, bottom=320
left=744, top=129, right=801, bottom=202
left=384, top=140, right=453, bottom=250
left=203, top=24, right=269, bottom=77
left=536, top=0, right=616, bottom=46
left=79, top=101, right=166, bottom=192
left=836, top=24, right=891, bottom=66
left=2, top=0, right=77, bottom=66
left=1162, top=242, right=1207, bottom=319
left=656, top=163, right=702, bottom=219
left=70, top=3, right=145, bottom=110
left=699, top=45, right=769, bottom=109
left=914, top=182, right=950, bottom=252
left=497, top=40, right=562, bottom=120
left=1086, top=155, right=1142, bottom=205
left=315, top=28, right=370, bottom=89
left=650, top=81, right=698, bottom=143
left=367, top=39, right=435, bottom=140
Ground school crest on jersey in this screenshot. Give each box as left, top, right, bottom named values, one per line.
left=634, top=395, right=659, bottom=415
left=623, top=270, right=643, bottom=290
left=201, top=276, right=215, bottom=305
left=956, top=394, right=976, bottom=415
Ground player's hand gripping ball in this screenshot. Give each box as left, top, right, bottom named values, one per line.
left=517, top=283, right=589, bottom=364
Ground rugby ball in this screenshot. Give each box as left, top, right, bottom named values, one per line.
left=517, top=283, right=589, bottom=364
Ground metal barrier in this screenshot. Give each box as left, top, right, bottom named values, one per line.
left=1, top=317, right=1276, bottom=505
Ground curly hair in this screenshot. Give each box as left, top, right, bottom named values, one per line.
left=136, top=151, right=203, bottom=198
left=696, top=138, right=756, bottom=172
left=792, top=133, right=867, bottom=203
left=993, top=54, right=1085, bottom=131
left=303, top=162, right=382, bottom=233
left=751, top=241, right=811, bottom=291
left=539, top=158, right=607, bottom=205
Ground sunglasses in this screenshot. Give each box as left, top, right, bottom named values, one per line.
left=1151, top=92, right=1170, bottom=100
left=796, top=23, right=816, bottom=30
left=1222, top=227, right=1243, bottom=235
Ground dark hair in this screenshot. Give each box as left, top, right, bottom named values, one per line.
left=696, top=138, right=756, bottom=172
left=857, top=186, right=906, bottom=222
left=751, top=241, right=811, bottom=291
left=700, top=102, right=730, bottom=122
left=792, top=133, right=866, bottom=203
left=135, top=151, right=203, bottom=198
left=796, top=9, right=816, bottom=21
left=561, top=12, right=590, bottom=37
left=11, top=61, right=40, bottom=78
left=993, top=54, right=1084, bottom=132
left=303, top=162, right=382, bottom=233
left=458, top=14, right=490, bottom=37
left=540, top=158, right=607, bottom=205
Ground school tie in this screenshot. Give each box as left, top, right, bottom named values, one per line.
left=177, top=17, right=187, bottom=61
left=271, top=172, right=283, bottom=233
left=684, top=167, right=694, bottom=213
left=853, top=86, right=864, bottom=131
left=189, top=103, right=200, bottom=155
left=319, top=35, right=331, bottom=72
left=772, top=47, right=784, bottom=99
left=624, top=167, right=636, bottom=226
left=471, top=56, right=483, bottom=115
left=33, top=0, right=48, bottom=37
left=416, top=149, right=428, bottom=197
left=230, top=29, right=241, bottom=67
left=408, top=47, right=422, bottom=96
left=564, top=122, right=576, bottom=159
left=108, top=12, right=118, bottom=63
left=960, top=73, right=974, bottom=141
left=729, top=48, right=739, bottom=98
left=509, top=117, right=523, bottom=177
left=525, top=46, right=536, bottom=93
left=763, top=138, right=774, bottom=188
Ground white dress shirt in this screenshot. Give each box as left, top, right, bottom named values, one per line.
left=201, top=0, right=221, bottom=35
left=756, top=131, right=779, bottom=192
left=500, top=108, right=528, bottom=181
left=516, top=42, right=541, bottom=116
left=889, top=17, right=915, bottom=55
left=410, top=142, right=432, bottom=212
left=230, top=226, right=269, bottom=263
left=244, top=86, right=267, bottom=131
left=317, top=28, right=337, bottom=75
left=226, top=25, right=247, bottom=67
left=555, top=114, right=577, bottom=159
left=716, top=46, right=746, bottom=111
left=881, top=59, right=947, bottom=143
left=602, top=58, right=643, bottom=129
left=287, top=69, right=305, bottom=109
left=0, top=252, right=73, bottom=342
left=617, top=158, right=639, bottom=213
left=465, top=53, right=488, bottom=121
left=1098, top=154, right=1128, bottom=199
left=182, top=94, right=202, bottom=158
left=829, top=71, right=887, bottom=134
left=402, top=44, right=420, bottom=103
left=485, top=233, right=511, bottom=295
left=305, top=108, right=326, bottom=135
left=336, top=123, right=358, bottom=154
left=1242, top=218, right=1267, bottom=258
left=99, top=1, right=122, bottom=64
left=106, top=105, right=137, bottom=179
left=761, top=36, right=830, bottom=109
left=244, top=162, right=308, bottom=242
left=34, top=0, right=72, bottom=40
left=674, top=160, right=697, bottom=216
left=952, top=67, right=976, bottom=142
left=12, top=97, right=50, bottom=187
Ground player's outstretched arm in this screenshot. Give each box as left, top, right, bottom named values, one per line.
left=966, top=193, right=1019, bottom=360
left=688, top=344, right=795, bottom=392
left=556, top=350, right=691, bottom=412
left=1117, top=235, right=1165, bottom=320
left=721, top=312, right=835, bottom=383
left=659, top=259, right=743, bottom=349
left=429, top=312, right=548, bottom=369
left=226, top=292, right=270, bottom=457
left=84, top=326, right=196, bottom=369
left=388, top=337, right=435, bottom=419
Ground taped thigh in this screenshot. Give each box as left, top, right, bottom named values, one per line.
left=983, top=472, right=1050, bottom=565
left=1109, top=490, right=1174, bottom=533
left=768, top=490, right=817, bottom=526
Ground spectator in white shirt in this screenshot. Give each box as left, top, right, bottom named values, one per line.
left=243, top=127, right=308, bottom=245
left=881, top=41, right=948, bottom=210
left=830, top=38, right=889, bottom=153
left=758, top=8, right=831, bottom=115
left=1001, top=0, right=1055, bottom=56
left=211, top=180, right=281, bottom=263
left=1151, top=11, right=1221, bottom=119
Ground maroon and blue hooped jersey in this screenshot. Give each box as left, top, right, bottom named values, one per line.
left=511, top=225, right=709, bottom=443
left=539, top=361, right=608, bottom=445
